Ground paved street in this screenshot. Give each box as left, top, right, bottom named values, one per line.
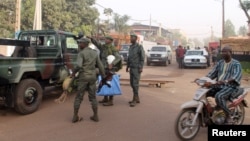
left=0, top=59, right=250, bottom=141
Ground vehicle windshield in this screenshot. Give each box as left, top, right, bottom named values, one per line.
left=186, top=50, right=203, bottom=56
left=151, top=47, right=166, bottom=51
left=120, top=45, right=130, bottom=51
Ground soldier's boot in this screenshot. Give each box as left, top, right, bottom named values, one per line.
left=72, top=108, right=83, bottom=123
left=90, top=107, right=99, bottom=122
left=129, top=95, right=140, bottom=104
left=99, top=96, right=108, bottom=103
left=129, top=95, right=139, bottom=107
left=129, top=100, right=137, bottom=107
left=103, top=96, right=114, bottom=106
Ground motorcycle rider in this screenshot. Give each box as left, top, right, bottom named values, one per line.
left=205, top=46, right=242, bottom=123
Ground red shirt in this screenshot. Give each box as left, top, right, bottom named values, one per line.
left=177, top=48, right=185, bottom=58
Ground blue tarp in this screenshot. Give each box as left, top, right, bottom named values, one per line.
left=96, top=74, right=122, bottom=96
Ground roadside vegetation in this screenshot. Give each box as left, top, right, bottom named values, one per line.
left=241, top=62, right=250, bottom=77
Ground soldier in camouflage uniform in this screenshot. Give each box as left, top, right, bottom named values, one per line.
left=70, top=37, right=105, bottom=123
left=88, top=35, right=122, bottom=106
left=126, top=33, right=145, bottom=107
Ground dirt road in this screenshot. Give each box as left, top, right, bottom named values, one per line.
left=0, top=59, right=249, bottom=141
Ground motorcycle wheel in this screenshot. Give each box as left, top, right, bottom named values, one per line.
left=174, top=108, right=201, bottom=141
left=233, top=103, right=245, bottom=125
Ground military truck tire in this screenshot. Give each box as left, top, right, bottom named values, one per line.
left=12, top=46, right=37, bottom=57
left=14, top=79, right=43, bottom=115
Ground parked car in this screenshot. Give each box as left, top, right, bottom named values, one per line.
left=183, top=49, right=208, bottom=68
left=165, top=45, right=173, bottom=64
left=119, top=44, right=130, bottom=64
left=146, top=45, right=172, bottom=66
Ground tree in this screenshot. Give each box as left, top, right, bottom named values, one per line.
left=21, top=0, right=36, bottom=31
left=238, top=25, right=248, bottom=36
left=224, top=19, right=236, bottom=38
left=169, top=29, right=187, bottom=46
left=112, top=13, right=130, bottom=34
left=239, top=0, right=250, bottom=36
left=0, top=0, right=99, bottom=37
left=0, top=0, right=15, bottom=37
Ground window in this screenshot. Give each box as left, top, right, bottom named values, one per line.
left=151, top=47, right=166, bottom=51
left=46, top=35, right=56, bottom=46
left=65, top=36, right=78, bottom=53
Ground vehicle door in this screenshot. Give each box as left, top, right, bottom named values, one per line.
left=60, top=34, right=78, bottom=72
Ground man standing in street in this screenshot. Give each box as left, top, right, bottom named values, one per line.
left=88, top=35, right=122, bottom=106
left=176, top=45, right=185, bottom=68
left=126, top=33, right=145, bottom=107
left=70, top=37, right=105, bottom=123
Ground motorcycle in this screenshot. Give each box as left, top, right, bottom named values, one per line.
left=174, top=77, right=249, bottom=141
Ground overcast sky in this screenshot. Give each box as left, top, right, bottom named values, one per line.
left=94, top=0, right=248, bottom=39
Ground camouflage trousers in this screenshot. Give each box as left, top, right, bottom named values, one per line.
left=129, top=68, right=141, bottom=96
left=74, top=80, right=98, bottom=110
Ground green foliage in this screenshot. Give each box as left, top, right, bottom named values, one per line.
left=224, top=19, right=236, bottom=38
left=112, top=13, right=130, bottom=34
left=0, top=0, right=99, bottom=37
left=238, top=25, right=248, bottom=36
left=240, top=61, right=250, bottom=74
left=0, top=0, right=16, bottom=37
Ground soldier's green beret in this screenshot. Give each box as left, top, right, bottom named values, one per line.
left=77, top=37, right=90, bottom=43
left=130, top=33, right=137, bottom=38
left=105, top=35, right=113, bottom=41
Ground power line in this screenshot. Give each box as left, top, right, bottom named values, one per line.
left=95, top=3, right=105, bottom=9
left=130, top=19, right=149, bottom=22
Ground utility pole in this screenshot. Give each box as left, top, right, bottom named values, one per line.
left=15, top=0, right=21, bottom=32
left=222, top=0, right=225, bottom=38
left=211, top=26, right=214, bottom=41
left=149, top=14, right=152, bottom=35
left=33, top=0, right=42, bottom=30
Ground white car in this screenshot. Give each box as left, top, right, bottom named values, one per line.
left=146, top=45, right=172, bottom=66
left=183, top=49, right=208, bottom=68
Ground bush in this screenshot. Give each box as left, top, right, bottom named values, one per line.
left=241, top=61, right=250, bottom=75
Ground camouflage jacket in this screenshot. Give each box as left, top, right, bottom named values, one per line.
left=73, top=47, right=105, bottom=81
left=91, top=38, right=121, bottom=69
left=127, top=43, right=145, bottom=69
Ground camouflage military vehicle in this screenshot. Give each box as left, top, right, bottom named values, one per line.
left=0, top=30, right=80, bottom=115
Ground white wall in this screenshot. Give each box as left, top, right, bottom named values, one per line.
left=142, top=40, right=157, bottom=52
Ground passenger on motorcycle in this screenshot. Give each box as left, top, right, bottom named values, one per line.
left=205, top=46, right=242, bottom=123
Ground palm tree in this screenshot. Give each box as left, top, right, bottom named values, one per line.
left=113, top=13, right=130, bottom=34
left=239, top=0, right=250, bottom=36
